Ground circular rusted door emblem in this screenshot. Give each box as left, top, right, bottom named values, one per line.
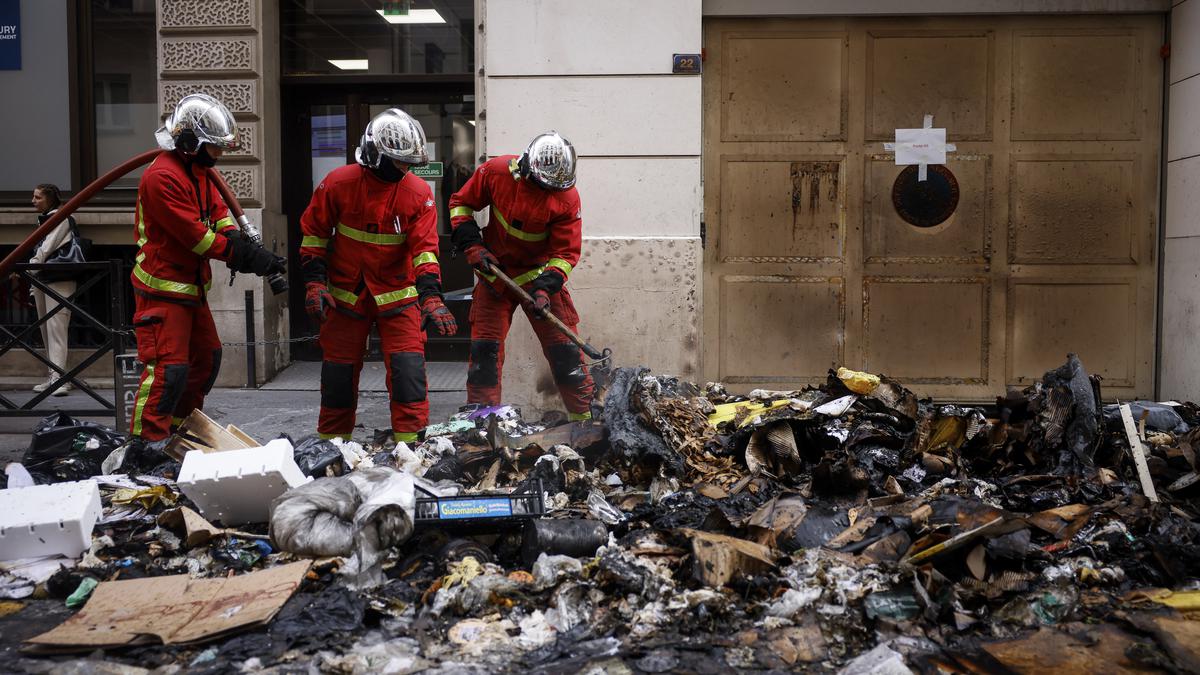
left=891, top=165, right=960, bottom=228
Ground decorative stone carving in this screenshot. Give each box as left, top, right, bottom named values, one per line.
left=160, top=81, right=257, bottom=117
left=223, top=123, right=257, bottom=157
left=161, top=37, right=255, bottom=74
left=220, top=167, right=261, bottom=206
left=160, top=0, right=254, bottom=30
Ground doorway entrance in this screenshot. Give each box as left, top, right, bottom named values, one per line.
left=280, top=83, right=476, bottom=361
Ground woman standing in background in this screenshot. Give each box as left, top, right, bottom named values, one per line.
left=28, top=183, right=77, bottom=396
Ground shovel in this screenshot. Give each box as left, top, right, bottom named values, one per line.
left=484, top=262, right=613, bottom=387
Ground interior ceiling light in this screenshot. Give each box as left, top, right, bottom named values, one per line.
left=329, top=59, right=369, bottom=70
left=376, top=9, right=445, bottom=24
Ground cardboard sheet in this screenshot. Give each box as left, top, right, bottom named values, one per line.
left=25, top=561, right=310, bottom=651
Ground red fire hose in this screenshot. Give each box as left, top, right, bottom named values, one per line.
left=0, top=149, right=163, bottom=279
left=1, top=149, right=286, bottom=294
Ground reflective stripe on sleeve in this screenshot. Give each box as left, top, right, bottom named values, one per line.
left=412, top=252, right=438, bottom=267
left=301, top=236, right=329, bottom=248
left=191, top=229, right=217, bottom=255
left=546, top=258, right=573, bottom=278
left=450, top=206, right=474, bottom=219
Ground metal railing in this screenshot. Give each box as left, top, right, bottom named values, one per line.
left=0, top=260, right=130, bottom=430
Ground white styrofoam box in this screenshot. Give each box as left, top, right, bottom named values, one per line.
left=0, top=480, right=102, bottom=561
left=177, top=438, right=312, bottom=526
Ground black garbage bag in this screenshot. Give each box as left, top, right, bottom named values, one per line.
left=290, top=434, right=345, bottom=477
left=1102, top=401, right=1189, bottom=434
left=22, top=412, right=126, bottom=483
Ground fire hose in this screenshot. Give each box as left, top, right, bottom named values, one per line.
left=0, top=149, right=287, bottom=295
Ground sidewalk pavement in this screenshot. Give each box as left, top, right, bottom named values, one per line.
left=0, top=387, right=467, bottom=464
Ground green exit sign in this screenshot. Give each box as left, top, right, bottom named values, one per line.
left=381, top=1, right=410, bottom=16
left=411, top=161, right=443, bottom=178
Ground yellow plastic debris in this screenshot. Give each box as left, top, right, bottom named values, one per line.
left=442, top=556, right=484, bottom=589
left=707, top=400, right=792, bottom=428
left=837, top=367, right=880, bottom=395
left=1125, top=588, right=1200, bottom=613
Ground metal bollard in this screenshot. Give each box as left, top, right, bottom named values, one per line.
left=245, top=289, right=256, bottom=389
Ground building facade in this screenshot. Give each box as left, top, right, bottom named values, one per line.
left=3, top=0, right=1199, bottom=413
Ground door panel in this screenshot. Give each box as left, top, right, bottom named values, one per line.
left=703, top=15, right=1163, bottom=400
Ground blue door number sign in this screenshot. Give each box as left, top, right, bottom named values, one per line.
left=672, top=53, right=701, bottom=74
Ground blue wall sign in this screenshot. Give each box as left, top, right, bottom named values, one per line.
left=0, top=0, right=19, bottom=71
left=672, top=53, right=701, bottom=74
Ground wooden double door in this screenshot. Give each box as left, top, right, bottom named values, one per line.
left=702, top=15, right=1164, bottom=399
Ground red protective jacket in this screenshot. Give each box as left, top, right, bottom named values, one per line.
left=132, top=151, right=237, bottom=302
left=299, top=164, right=441, bottom=311
left=448, top=156, right=582, bottom=288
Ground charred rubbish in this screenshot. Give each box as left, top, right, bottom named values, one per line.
left=1, top=356, right=1198, bottom=673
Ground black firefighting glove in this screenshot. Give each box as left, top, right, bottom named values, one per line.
left=226, top=235, right=285, bottom=277
left=451, top=219, right=497, bottom=273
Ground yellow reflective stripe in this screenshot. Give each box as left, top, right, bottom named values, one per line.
left=301, top=236, right=329, bottom=248
left=493, top=207, right=548, bottom=242
left=512, top=266, right=545, bottom=286
left=214, top=217, right=234, bottom=231
left=135, top=201, right=147, bottom=248
left=171, top=416, right=186, bottom=427
left=394, top=431, right=419, bottom=443
left=568, top=411, right=592, bottom=422
left=191, top=229, right=217, bottom=255
left=131, top=362, right=156, bottom=437
left=328, top=285, right=359, bottom=305
left=450, top=206, right=474, bottom=218
left=412, top=252, right=438, bottom=267
left=136, top=251, right=145, bottom=263
left=546, top=258, right=573, bottom=278
left=374, top=286, right=418, bottom=307
left=336, top=222, right=407, bottom=245
left=473, top=266, right=544, bottom=286
left=133, top=263, right=200, bottom=296
left=319, top=432, right=351, bottom=440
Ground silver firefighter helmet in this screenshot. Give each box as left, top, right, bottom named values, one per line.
left=520, top=131, right=577, bottom=190
left=155, top=93, right=239, bottom=152
left=355, top=108, right=429, bottom=168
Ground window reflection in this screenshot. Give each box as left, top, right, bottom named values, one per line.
left=283, top=1, right=474, bottom=75
left=92, top=0, right=157, bottom=188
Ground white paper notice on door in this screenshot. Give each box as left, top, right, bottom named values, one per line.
left=893, top=127, right=947, bottom=166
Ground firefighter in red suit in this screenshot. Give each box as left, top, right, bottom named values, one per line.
left=129, top=94, right=285, bottom=441
left=449, top=131, right=594, bottom=420
left=299, top=109, right=457, bottom=443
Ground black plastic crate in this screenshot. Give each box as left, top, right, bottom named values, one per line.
left=414, top=480, right=545, bottom=531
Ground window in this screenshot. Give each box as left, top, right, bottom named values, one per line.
left=282, top=0, right=474, bottom=76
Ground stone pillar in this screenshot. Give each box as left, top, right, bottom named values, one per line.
left=156, top=0, right=287, bottom=386
left=478, top=0, right=704, bottom=415
left=1161, top=0, right=1200, bottom=400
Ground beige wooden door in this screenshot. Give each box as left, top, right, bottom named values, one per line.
left=702, top=15, right=1163, bottom=400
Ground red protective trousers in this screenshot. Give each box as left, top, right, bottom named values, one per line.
left=466, top=280, right=594, bottom=419
left=129, top=295, right=222, bottom=441
left=318, top=290, right=428, bottom=442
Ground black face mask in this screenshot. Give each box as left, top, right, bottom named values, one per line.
left=193, top=144, right=219, bottom=168
left=371, top=160, right=406, bottom=183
